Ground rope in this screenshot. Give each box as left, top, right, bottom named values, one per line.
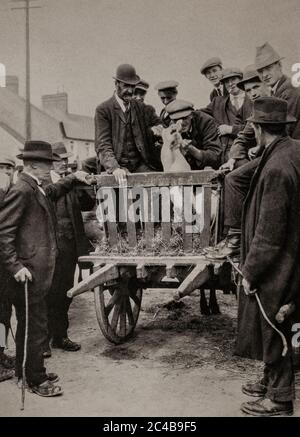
left=21, top=279, right=29, bottom=411
left=227, top=257, right=288, bottom=357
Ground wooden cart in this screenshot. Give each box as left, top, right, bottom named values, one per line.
left=68, top=170, right=233, bottom=344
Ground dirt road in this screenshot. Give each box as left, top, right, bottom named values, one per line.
left=1, top=288, right=299, bottom=417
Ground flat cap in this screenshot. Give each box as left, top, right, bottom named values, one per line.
left=0, top=154, right=16, bottom=167
left=200, top=57, right=222, bottom=75
left=237, top=65, right=261, bottom=90
left=166, top=99, right=194, bottom=120
left=220, top=67, right=243, bottom=82
left=154, top=80, right=179, bottom=91
left=135, top=79, right=149, bottom=91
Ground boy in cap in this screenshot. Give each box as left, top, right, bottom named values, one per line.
left=154, top=80, right=179, bottom=128
left=133, top=79, right=149, bottom=103
left=200, top=57, right=227, bottom=101
left=202, top=68, right=252, bottom=164
left=0, top=141, right=90, bottom=396
left=0, top=154, right=16, bottom=382
left=165, top=99, right=221, bottom=169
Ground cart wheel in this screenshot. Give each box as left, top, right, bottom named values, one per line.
left=94, top=280, right=143, bottom=344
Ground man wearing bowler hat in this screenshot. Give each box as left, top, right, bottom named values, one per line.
left=0, top=141, right=90, bottom=396
left=255, top=42, right=300, bottom=139
left=233, top=97, right=300, bottom=416
left=94, top=64, right=161, bottom=185
left=165, top=99, right=222, bottom=170
left=44, top=142, right=94, bottom=357
left=154, top=80, right=179, bottom=128
left=200, top=57, right=227, bottom=102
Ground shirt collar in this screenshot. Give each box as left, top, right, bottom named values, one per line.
left=271, top=80, right=280, bottom=95
left=22, top=171, right=46, bottom=195
left=114, top=92, right=129, bottom=113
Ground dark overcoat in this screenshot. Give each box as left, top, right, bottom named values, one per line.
left=94, top=95, right=160, bottom=173
left=0, top=173, right=78, bottom=302
left=236, top=137, right=300, bottom=363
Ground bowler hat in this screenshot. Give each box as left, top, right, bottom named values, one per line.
left=113, top=64, right=140, bottom=85
left=0, top=154, right=16, bottom=167
left=166, top=99, right=194, bottom=120
left=200, top=57, right=222, bottom=75
left=237, top=65, right=261, bottom=90
left=247, top=97, right=296, bottom=124
left=220, top=67, right=243, bottom=83
left=154, top=80, right=179, bottom=92
left=135, top=79, right=149, bottom=92
left=52, top=141, right=73, bottom=158
left=17, top=141, right=61, bottom=161
left=255, top=42, right=284, bottom=71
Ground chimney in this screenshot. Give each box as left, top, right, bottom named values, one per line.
left=5, top=76, right=19, bottom=94
left=42, top=92, right=68, bottom=117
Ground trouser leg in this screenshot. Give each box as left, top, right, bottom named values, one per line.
left=224, top=158, right=259, bottom=228
left=14, top=290, right=48, bottom=386
left=265, top=351, right=295, bottom=402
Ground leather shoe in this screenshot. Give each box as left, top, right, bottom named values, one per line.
left=241, top=398, right=293, bottom=416
left=0, top=367, right=14, bottom=382
left=0, top=352, right=15, bottom=369
left=203, top=239, right=226, bottom=254
left=242, top=380, right=267, bottom=397
left=52, top=337, right=81, bottom=352
left=206, top=234, right=240, bottom=260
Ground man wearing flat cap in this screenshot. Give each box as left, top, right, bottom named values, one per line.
left=166, top=99, right=222, bottom=170
left=94, top=64, right=161, bottom=185
left=155, top=80, right=179, bottom=128
left=0, top=141, right=90, bottom=397
left=234, top=97, right=300, bottom=416
left=0, top=154, right=16, bottom=382
left=203, top=68, right=252, bottom=164
left=134, top=79, right=149, bottom=103
left=255, top=42, right=300, bottom=139
left=200, top=57, right=227, bottom=102
left=43, top=142, right=94, bottom=357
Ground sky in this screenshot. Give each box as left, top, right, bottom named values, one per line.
left=0, top=0, right=300, bottom=117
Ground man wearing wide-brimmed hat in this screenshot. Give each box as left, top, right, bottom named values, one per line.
left=202, top=68, right=252, bottom=164
left=43, top=142, right=94, bottom=357
left=232, top=97, right=300, bottom=416
left=94, top=64, right=161, bottom=185
left=0, top=141, right=90, bottom=397
left=255, top=42, right=300, bottom=139
left=200, top=56, right=228, bottom=102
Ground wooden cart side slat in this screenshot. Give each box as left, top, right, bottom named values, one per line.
left=200, top=185, right=212, bottom=247
left=93, top=170, right=216, bottom=189
left=145, top=187, right=154, bottom=250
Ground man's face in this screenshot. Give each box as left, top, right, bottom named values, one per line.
left=116, top=81, right=135, bottom=103
left=158, top=90, right=177, bottom=106
left=257, top=62, right=282, bottom=87
left=53, top=157, right=68, bottom=175
left=244, top=81, right=268, bottom=102
left=134, top=89, right=146, bottom=102
left=224, top=76, right=241, bottom=96
left=173, top=114, right=192, bottom=133
left=0, top=164, right=14, bottom=184
left=33, top=160, right=53, bottom=183
left=251, top=123, right=264, bottom=146
left=205, top=66, right=223, bottom=87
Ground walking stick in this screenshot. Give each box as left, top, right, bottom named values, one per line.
left=227, top=257, right=288, bottom=357
left=21, top=278, right=29, bottom=411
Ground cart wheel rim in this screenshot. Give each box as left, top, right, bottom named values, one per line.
left=94, top=283, right=143, bottom=344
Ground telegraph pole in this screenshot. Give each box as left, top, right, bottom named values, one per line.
left=11, top=0, right=41, bottom=141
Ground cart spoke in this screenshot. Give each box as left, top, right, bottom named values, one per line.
left=119, top=298, right=127, bottom=337
left=110, top=301, right=122, bottom=331
left=125, top=297, right=135, bottom=327
left=105, top=289, right=122, bottom=316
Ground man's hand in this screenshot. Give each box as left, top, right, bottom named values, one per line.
left=242, top=277, right=257, bottom=295
left=0, top=173, right=11, bottom=193
left=248, top=146, right=260, bottom=160
left=112, top=168, right=127, bottom=186
left=151, top=125, right=164, bottom=137
left=14, top=267, right=32, bottom=283
left=218, top=124, right=233, bottom=136
left=73, top=171, right=92, bottom=185
left=220, top=158, right=236, bottom=172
